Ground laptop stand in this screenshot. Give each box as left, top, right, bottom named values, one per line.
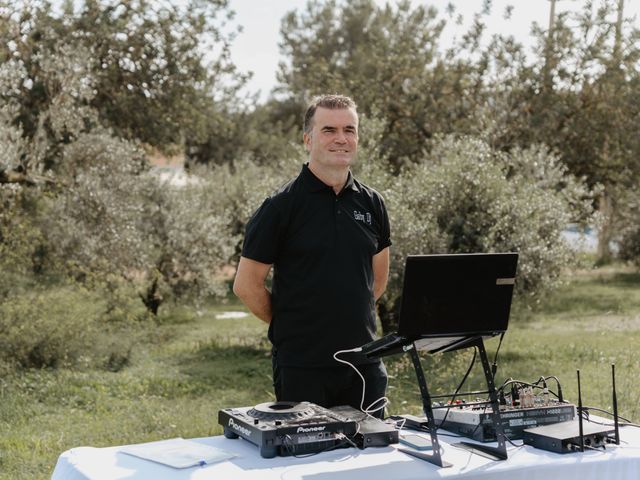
left=404, top=336, right=508, bottom=468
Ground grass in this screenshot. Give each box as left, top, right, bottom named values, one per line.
left=1, top=264, right=640, bottom=479
left=0, top=302, right=274, bottom=479
left=386, top=264, right=640, bottom=418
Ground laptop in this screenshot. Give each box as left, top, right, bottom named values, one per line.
left=361, top=253, right=519, bottom=358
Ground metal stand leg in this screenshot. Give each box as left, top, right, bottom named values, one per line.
left=403, top=347, right=453, bottom=468
left=456, top=338, right=508, bottom=460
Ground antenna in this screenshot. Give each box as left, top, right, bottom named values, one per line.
left=612, top=364, right=620, bottom=445
left=577, top=369, right=584, bottom=452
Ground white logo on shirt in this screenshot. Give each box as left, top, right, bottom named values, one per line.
left=354, top=210, right=372, bottom=225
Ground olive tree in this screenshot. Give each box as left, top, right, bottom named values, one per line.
left=359, top=135, right=597, bottom=332
left=0, top=0, right=244, bottom=155
left=44, top=133, right=239, bottom=315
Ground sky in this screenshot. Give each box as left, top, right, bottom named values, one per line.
left=226, top=0, right=640, bottom=102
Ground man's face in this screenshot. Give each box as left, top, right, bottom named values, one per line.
left=304, top=107, right=359, bottom=169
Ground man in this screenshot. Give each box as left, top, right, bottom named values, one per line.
left=233, top=94, right=391, bottom=416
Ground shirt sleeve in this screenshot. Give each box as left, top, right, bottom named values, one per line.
left=241, top=197, right=283, bottom=264
left=376, top=194, right=392, bottom=253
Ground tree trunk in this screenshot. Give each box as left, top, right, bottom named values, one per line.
left=140, top=276, right=163, bottom=315
left=543, top=0, right=557, bottom=92
left=597, top=189, right=613, bottom=264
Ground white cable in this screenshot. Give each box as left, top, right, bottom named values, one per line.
left=397, top=417, right=407, bottom=433
left=333, top=347, right=389, bottom=418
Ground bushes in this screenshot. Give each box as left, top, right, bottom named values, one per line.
left=616, top=186, right=640, bottom=267
left=0, top=132, right=299, bottom=375
left=205, top=155, right=301, bottom=256
left=43, top=132, right=249, bottom=314
left=619, top=216, right=640, bottom=268
left=0, top=129, right=599, bottom=365
left=192, top=134, right=597, bottom=332
left=620, top=228, right=640, bottom=266
left=0, top=282, right=140, bottom=371
left=360, top=136, right=597, bottom=331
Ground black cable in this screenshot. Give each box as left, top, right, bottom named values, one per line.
left=499, top=376, right=564, bottom=396
left=582, top=416, right=639, bottom=432
left=543, top=375, right=564, bottom=403
left=434, top=347, right=478, bottom=429
left=491, top=332, right=505, bottom=382
left=505, top=438, right=525, bottom=448
left=498, top=379, right=562, bottom=401
left=493, top=333, right=505, bottom=365
left=463, top=373, right=567, bottom=443
left=582, top=406, right=639, bottom=428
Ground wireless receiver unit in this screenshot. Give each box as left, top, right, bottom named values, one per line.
left=522, top=420, right=615, bottom=453
left=523, top=366, right=620, bottom=454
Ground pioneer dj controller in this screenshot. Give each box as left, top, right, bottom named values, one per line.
left=219, top=401, right=359, bottom=458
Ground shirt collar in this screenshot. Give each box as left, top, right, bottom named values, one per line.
left=344, top=170, right=359, bottom=193
left=302, top=163, right=359, bottom=194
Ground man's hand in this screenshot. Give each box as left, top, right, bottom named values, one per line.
left=233, top=256, right=273, bottom=324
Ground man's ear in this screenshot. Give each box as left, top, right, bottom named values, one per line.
left=303, top=132, right=311, bottom=152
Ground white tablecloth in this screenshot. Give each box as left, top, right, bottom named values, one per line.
left=51, top=424, right=640, bottom=480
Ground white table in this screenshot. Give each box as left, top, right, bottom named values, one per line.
left=52, top=424, right=640, bottom=480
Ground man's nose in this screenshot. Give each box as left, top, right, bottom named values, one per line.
left=335, top=130, right=347, bottom=143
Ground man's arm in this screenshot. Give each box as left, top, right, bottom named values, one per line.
left=372, top=247, right=390, bottom=301
left=233, top=256, right=273, bottom=324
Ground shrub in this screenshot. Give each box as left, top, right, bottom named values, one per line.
left=43, top=132, right=246, bottom=314
left=0, top=189, right=50, bottom=282
left=620, top=229, right=640, bottom=266
left=0, top=273, right=159, bottom=372
left=360, top=135, right=597, bottom=331
left=205, top=155, right=301, bottom=257
left=612, top=183, right=640, bottom=266
left=618, top=211, right=640, bottom=267
left=0, top=283, right=137, bottom=370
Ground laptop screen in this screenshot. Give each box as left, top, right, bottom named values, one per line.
left=397, top=253, right=518, bottom=341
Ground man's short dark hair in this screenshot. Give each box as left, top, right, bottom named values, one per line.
left=303, top=94, right=358, bottom=134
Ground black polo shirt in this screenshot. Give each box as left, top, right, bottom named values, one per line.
left=242, top=163, right=392, bottom=367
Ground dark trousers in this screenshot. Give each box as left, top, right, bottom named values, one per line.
left=272, top=354, right=388, bottom=418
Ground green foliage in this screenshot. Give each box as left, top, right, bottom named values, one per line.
left=273, top=0, right=640, bottom=264
left=620, top=228, right=640, bottom=266
left=477, top=2, right=640, bottom=261
left=0, top=188, right=49, bottom=277
left=535, top=3, right=640, bottom=189
left=618, top=189, right=640, bottom=266
left=1, top=266, right=640, bottom=479
left=135, top=170, right=240, bottom=301
left=42, top=132, right=242, bottom=313
left=0, top=280, right=143, bottom=371
left=277, top=0, right=459, bottom=167
left=391, top=268, right=640, bottom=418
left=205, top=155, right=301, bottom=255
left=186, top=94, right=304, bottom=167
left=0, top=0, right=243, bottom=157
left=359, top=135, right=596, bottom=329
left=44, top=132, right=150, bottom=274
left=0, top=9, right=100, bottom=174
left=276, top=0, right=639, bottom=181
